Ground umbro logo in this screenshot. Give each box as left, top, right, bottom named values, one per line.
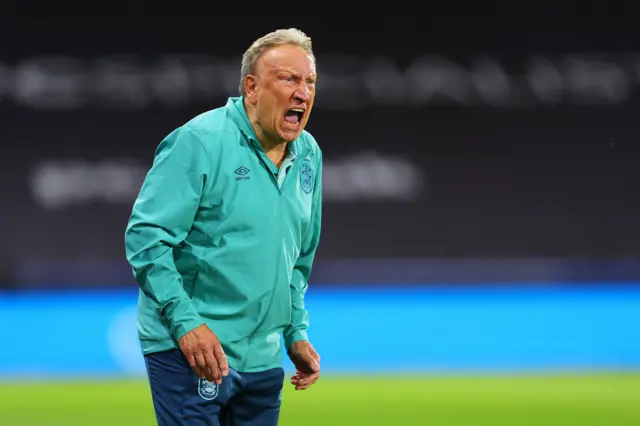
left=235, top=166, right=250, bottom=181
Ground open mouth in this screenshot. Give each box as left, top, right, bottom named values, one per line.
left=283, top=108, right=304, bottom=128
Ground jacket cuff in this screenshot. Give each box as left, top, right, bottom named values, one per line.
left=285, top=329, right=309, bottom=350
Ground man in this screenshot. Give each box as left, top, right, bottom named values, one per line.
left=124, top=28, right=322, bottom=426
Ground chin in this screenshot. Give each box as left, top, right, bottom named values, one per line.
left=278, top=127, right=303, bottom=142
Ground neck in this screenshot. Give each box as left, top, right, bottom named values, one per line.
left=244, top=97, right=288, bottom=155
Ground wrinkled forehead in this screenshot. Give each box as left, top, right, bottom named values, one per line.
left=257, top=45, right=316, bottom=77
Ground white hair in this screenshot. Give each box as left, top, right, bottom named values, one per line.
left=239, top=28, right=315, bottom=95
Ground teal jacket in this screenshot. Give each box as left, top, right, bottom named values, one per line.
left=124, top=97, right=322, bottom=372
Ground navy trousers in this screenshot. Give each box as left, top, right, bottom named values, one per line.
left=144, top=349, right=285, bottom=426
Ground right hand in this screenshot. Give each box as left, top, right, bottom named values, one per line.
left=178, top=324, right=229, bottom=384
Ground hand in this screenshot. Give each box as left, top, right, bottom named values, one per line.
left=287, top=340, right=320, bottom=390
left=178, top=324, right=229, bottom=385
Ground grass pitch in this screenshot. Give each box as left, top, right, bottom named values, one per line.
left=0, top=373, right=638, bottom=425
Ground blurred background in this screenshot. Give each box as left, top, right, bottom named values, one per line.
left=1, top=10, right=640, bottom=426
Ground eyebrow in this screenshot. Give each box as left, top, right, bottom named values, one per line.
left=277, top=69, right=317, bottom=79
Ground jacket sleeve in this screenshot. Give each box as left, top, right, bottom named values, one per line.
left=124, top=126, right=208, bottom=343
left=284, top=150, right=323, bottom=350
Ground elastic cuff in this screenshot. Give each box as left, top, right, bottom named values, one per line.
left=166, top=299, right=204, bottom=342
left=285, top=329, right=309, bottom=350
left=173, top=318, right=206, bottom=343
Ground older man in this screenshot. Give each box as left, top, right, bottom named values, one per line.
left=124, top=28, right=322, bottom=426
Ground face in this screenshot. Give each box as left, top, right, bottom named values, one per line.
left=245, top=44, right=317, bottom=143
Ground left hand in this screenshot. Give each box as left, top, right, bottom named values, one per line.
left=287, top=340, right=321, bottom=390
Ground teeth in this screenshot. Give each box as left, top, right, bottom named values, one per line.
left=290, top=108, right=304, bottom=112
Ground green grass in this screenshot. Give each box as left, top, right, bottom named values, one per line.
left=1, top=373, right=639, bottom=425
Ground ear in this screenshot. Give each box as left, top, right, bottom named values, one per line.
left=244, top=75, right=259, bottom=104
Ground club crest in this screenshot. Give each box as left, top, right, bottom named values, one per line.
left=300, top=159, right=314, bottom=194
left=198, top=378, right=219, bottom=400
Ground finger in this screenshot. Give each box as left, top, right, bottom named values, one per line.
left=189, top=356, right=204, bottom=379
left=297, top=372, right=320, bottom=389
left=194, top=352, right=208, bottom=378
left=296, top=380, right=314, bottom=390
left=185, top=352, right=197, bottom=370
left=203, top=351, right=222, bottom=384
left=293, top=373, right=308, bottom=388
left=298, top=373, right=320, bottom=386
left=296, top=376, right=319, bottom=390
left=186, top=352, right=205, bottom=378
left=213, top=345, right=229, bottom=377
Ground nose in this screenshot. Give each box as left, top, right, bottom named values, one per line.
left=294, top=84, right=311, bottom=102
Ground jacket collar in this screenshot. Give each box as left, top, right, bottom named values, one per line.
left=225, top=96, right=306, bottom=157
